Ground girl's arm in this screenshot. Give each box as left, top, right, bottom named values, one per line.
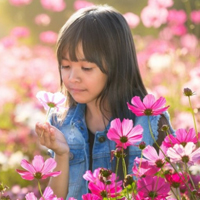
left=35, top=122, right=69, bottom=199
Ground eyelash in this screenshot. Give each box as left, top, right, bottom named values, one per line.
left=61, top=66, right=92, bottom=71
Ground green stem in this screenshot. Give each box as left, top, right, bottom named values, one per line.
left=41, top=107, right=51, bottom=137
left=38, top=181, right=45, bottom=199
left=147, top=116, right=193, bottom=197
left=188, top=96, right=198, bottom=140
left=115, top=158, right=119, bottom=195
left=182, top=0, right=194, bottom=34
left=122, top=157, right=127, bottom=177
left=170, top=187, right=180, bottom=200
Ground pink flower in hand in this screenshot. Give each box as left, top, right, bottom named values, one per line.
left=107, top=118, right=143, bottom=149
left=16, top=155, right=61, bottom=180
left=137, top=176, right=170, bottom=199
left=127, top=94, right=169, bottom=116
left=36, top=91, right=66, bottom=111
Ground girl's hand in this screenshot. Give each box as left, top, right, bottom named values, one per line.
left=35, top=122, right=69, bottom=156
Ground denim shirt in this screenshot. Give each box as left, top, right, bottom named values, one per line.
left=49, top=103, right=174, bottom=200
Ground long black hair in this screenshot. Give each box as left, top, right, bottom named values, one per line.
left=56, top=5, right=147, bottom=121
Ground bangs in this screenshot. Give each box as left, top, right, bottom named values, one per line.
left=57, top=12, right=107, bottom=74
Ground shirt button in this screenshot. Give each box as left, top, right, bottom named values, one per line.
left=98, top=136, right=106, bottom=143
left=69, top=152, right=74, bottom=160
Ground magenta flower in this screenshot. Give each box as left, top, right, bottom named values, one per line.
left=137, top=176, right=170, bottom=199
left=88, top=179, right=122, bottom=199
left=39, top=31, right=58, bottom=44
left=25, top=186, right=64, bottom=199
left=83, top=168, right=101, bottom=183
left=163, top=128, right=198, bottom=148
left=82, top=193, right=100, bottom=200
left=40, top=0, right=66, bottom=12
left=36, top=91, right=66, bottom=111
left=127, top=94, right=169, bottom=116
left=10, top=27, right=30, bottom=38
left=107, top=118, right=143, bottom=149
left=132, top=158, right=159, bottom=177
left=142, top=145, right=166, bottom=168
left=16, top=155, right=61, bottom=180
left=190, top=10, right=200, bottom=24
left=167, top=142, right=200, bottom=164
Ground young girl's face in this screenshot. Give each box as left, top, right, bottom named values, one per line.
left=61, top=44, right=107, bottom=106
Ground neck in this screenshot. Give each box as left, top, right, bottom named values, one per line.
left=85, top=101, right=111, bottom=133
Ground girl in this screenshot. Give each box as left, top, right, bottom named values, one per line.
left=35, top=4, right=174, bottom=200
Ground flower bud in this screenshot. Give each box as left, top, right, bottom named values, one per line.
left=183, top=88, right=194, bottom=96
left=138, top=141, right=146, bottom=150
left=161, top=124, right=169, bottom=132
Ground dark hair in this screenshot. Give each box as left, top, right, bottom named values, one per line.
left=56, top=5, right=147, bottom=121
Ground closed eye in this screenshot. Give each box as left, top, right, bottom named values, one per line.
left=61, top=65, right=70, bottom=69
left=82, top=67, right=92, bottom=71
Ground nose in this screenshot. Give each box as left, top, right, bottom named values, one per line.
left=68, top=67, right=81, bottom=83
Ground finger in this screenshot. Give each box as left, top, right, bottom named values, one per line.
left=41, top=124, right=51, bottom=146
left=35, top=122, right=44, bottom=137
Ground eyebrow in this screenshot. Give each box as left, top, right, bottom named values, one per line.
left=62, top=56, right=87, bottom=62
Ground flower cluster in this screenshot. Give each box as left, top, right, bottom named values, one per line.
left=68, top=88, right=200, bottom=199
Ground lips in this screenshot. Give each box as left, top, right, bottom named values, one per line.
left=69, top=87, right=86, bottom=92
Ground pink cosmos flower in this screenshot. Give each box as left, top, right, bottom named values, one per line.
left=26, top=187, right=64, bottom=199
left=39, top=31, right=58, bottom=44
left=68, top=198, right=77, bottom=200
left=83, top=168, right=101, bottom=183
left=163, top=128, right=198, bottom=148
left=82, top=193, right=100, bottom=200
left=40, top=0, right=66, bottom=12
left=165, top=172, right=187, bottom=188
left=16, top=155, right=61, bottom=180
left=141, top=5, right=168, bottom=28
left=0, top=36, right=16, bottom=48
left=132, top=158, right=159, bottom=177
left=36, top=91, right=66, bottom=111
left=123, top=12, right=140, bottom=29
left=10, top=27, right=30, bottom=38
left=127, top=94, right=169, bottom=116
left=167, top=9, right=187, bottom=25
left=137, top=176, right=170, bottom=199
left=148, top=0, right=173, bottom=8
left=107, top=118, right=143, bottom=149
left=142, top=145, right=166, bottom=168
left=34, top=14, right=51, bottom=26
left=170, top=24, right=187, bottom=36
left=9, top=0, right=32, bottom=6
left=167, top=142, right=200, bottom=164
left=190, top=10, right=200, bottom=24
left=180, top=34, right=198, bottom=50
left=73, top=0, right=94, bottom=11
left=88, top=179, right=122, bottom=199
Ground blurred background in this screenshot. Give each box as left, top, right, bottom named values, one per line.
left=0, top=0, right=200, bottom=199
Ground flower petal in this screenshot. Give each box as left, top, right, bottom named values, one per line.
left=32, top=155, right=44, bottom=172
